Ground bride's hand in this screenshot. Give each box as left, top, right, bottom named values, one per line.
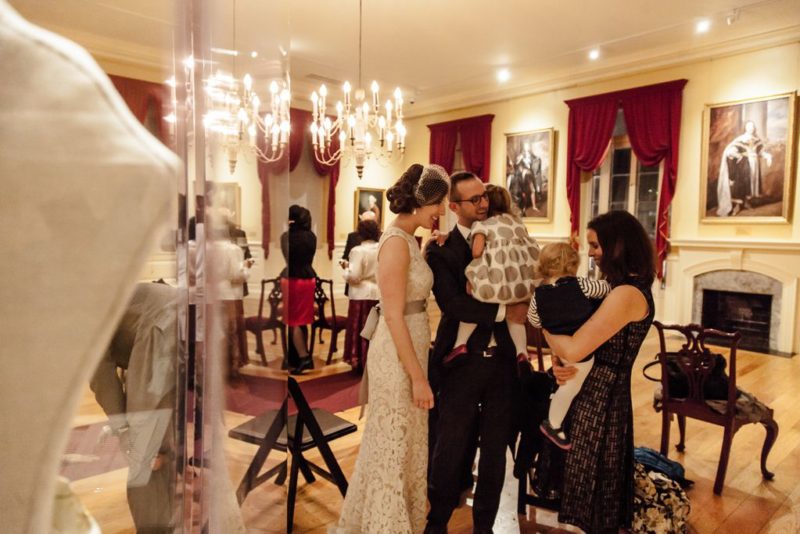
left=412, top=378, right=435, bottom=410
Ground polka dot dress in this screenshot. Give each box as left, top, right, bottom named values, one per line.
left=465, top=213, right=540, bottom=304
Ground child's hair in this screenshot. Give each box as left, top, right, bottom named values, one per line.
left=485, top=184, right=512, bottom=217
left=537, top=242, right=580, bottom=279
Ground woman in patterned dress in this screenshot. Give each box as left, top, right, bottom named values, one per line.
left=336, top=164, right=450, bottom=534
left=540, top=210, right=656, bottom=533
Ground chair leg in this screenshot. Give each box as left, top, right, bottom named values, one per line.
left=676, top=415, right=686, bottom=452
left=309, top=326, right=317, bottom=358
left=660, top=410, right=671, bottom=456
left=271, top=329, right=278, bottom=345
left=760, top=418, right=779, bottom=481
left=255, top=329, right=268, bottom=366
left=517, top=467, right=527, bottom=515
left=714, top=425, right=735, bottom=495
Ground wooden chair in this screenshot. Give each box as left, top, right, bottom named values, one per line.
left=244, top=277, right=287, bottom=366
left=653, top=321, right=778, bottom=495
left=309, top=277, right=347, bottom=364
left=524, top=323, right=547, bottom=372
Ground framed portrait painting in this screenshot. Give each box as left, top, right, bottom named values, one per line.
left=211, top=182, right=242, bottom=226
left=700, top=92, right=796, bottom=223
left=505, top=128, right=555, bottom=221
left=354, top=187, right=385, bottom=229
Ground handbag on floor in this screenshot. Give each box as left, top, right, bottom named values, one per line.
left=632, top=462, right=690, bottom=534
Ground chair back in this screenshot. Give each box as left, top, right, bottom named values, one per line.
left=653, top=321, right=740, bottom=418
left=314, top=277, right=337, bottom=325
left=524, top=323, right=546, bottom=371
left=257, top=277, right=283, bottom=321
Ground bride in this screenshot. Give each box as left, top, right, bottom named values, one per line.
left=336, top=164, right=450, bottom=533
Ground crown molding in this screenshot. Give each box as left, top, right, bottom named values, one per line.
left=404, top=25, right=800, bottom=119
left=36, top=23, right=168, bottom=81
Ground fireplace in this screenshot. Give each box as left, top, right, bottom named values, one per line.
left=701, top=289, right=772, bottom=352
left=692, top=269, right=782, bottom=354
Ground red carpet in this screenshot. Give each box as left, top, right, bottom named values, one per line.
left=225, top=371, right=362, bottom=416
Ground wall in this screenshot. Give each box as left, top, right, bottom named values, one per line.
left=397, top=42, right=800, bottom=352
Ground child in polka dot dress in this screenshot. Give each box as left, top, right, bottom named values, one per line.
left=451, top=185, right=540, bottom=362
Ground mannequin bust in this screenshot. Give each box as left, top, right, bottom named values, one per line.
left=0, top=2, right=180, bottom=532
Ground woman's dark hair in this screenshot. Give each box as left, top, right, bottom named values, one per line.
left=387, top=164, right=449, bottom=214
left=587, top=210, right=655, bottom=287
left=288, top=204, right=312, bottom=231
left=357, top=219, right=381, bottom=242
left=485, top=184, right=512, bottom=217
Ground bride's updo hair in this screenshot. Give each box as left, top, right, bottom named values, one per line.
left=387, top=163, right=450, bottom=214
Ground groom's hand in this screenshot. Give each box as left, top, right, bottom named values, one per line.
left=506, top=302, right=529, bottom=324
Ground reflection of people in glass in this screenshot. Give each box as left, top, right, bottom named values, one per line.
left=90, top=283, right=178, bottom=534
left=509, top=141, right=542, bottom=215
left=280, top=205, right=317, bottom=374
left=716, top=120, right=773, bottom=216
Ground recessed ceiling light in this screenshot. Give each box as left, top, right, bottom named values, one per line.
left=588, top=48, right=600, bottom=60
left=250, top=51, right=258, bottom=58
left=496, top=68, right=511, bottom=83
left=696, top=19, right=711, bottom=33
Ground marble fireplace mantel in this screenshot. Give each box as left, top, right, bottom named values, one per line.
left=668, top=238, right=800, bottom=354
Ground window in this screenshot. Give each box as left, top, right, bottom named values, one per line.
left=590, top=134, right=661, bottom=239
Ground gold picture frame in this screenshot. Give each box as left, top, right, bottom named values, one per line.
left=354, top=187, right=385, bottom=229
left=699, top=92, right=796, bottom=223
left=504, top=127, right=556, bottom=222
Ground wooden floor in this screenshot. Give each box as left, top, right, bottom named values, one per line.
left=70, top=297, right=800, bottom=533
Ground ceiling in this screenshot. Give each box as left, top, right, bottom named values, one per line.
left=8, top=0, right=800, bottom=116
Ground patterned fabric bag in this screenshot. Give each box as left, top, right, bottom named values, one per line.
left=632, top=462, right=690, bottom=533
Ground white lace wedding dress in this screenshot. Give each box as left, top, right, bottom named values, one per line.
left=336, top=226, right=432, bottom=534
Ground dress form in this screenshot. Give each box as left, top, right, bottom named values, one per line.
left=0, top=2, right=180, bottom=532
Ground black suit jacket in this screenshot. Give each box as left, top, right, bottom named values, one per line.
left=426, top=229, right=515, bottom=389
left=342, top=231, right=362, bottom=261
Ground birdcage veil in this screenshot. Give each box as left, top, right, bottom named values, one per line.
left=413, top=164, right=450, bottom=206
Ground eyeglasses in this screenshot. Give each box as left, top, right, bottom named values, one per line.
left=452, top=192, right=488, bottom=206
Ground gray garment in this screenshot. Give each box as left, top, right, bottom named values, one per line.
left=90, top=283, right=178, bottom=532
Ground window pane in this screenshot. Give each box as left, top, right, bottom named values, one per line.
left=591, top=168, right=601, bottom=219
left=610, top=175, right=628, bottom=211
left=636, top=162, right=659, bottom=238
left=612, top=149, right=631, bottom=175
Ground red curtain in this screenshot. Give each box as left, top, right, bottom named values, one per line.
left=428, top=114, right=494, bottom=181
left=564, top=79, right=687, bottom=278
left=308, top=121, right=341, bottom=260
left=428, top=122, right=459, bottom=174
left=108, top=74, right=167, bottom=142
left=620, top=79, right=687, bottom=277
left=257, top=108, right=311, bottom=257
left=459, top=115, right=494, bottom=181
left=564, top=95, right=618, bottom=246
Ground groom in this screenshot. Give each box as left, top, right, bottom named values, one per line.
left=425, top=172, right=529, bottom=533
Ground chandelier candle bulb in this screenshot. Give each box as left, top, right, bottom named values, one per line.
left=371, top=80, right=379, bottom=110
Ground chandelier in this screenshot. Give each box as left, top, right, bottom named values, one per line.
left=309, top=0, right=406, bottom=178
left=203, top=0, right=290, bottom=174
left=204, top=72, right=290, bottom=174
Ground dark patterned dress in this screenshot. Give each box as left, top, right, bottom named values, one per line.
left=533, top=277, right=655, bottom=533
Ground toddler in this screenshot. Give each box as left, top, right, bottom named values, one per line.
left=449, top=185, right=540, bottom=363
left=527, top=242, right=610, bottom=449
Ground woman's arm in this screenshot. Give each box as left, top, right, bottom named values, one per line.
left=471, top=233, right=486, bottom=258
left=378, top=237, right=434, bottom=410
left=543, top=285, right=648, bottom=363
